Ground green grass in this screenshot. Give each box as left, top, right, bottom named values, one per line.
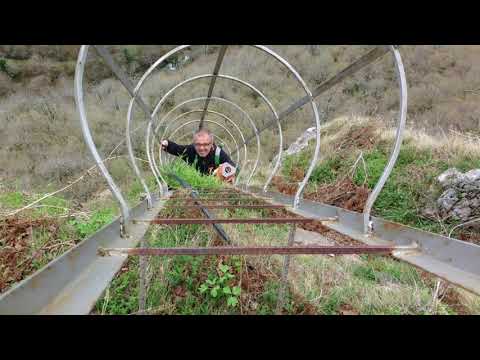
left=68, top=207, right=116, bottom=239
left=160, top=159, right=223, bottom=190
left=281, top=137, right=478, bottom=235
left=0, top=191, right=25, bottom=208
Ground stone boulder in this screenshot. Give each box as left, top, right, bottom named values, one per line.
left=435, top=168, right=480, bottom=222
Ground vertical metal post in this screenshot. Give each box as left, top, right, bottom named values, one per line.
left=74, top=45, right=131, bottom=237
left=138, top=236, right=148, bottom=313
left=362, top=45, right=408, bottom=234
left=276, top=224, right=297, bottom=314
left=93, top=45, right=156, bottom=207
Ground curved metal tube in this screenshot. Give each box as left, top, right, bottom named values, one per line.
left=249, top=46, right=321, bottom=209
left=74, top=45, right=131, bottom=236
left=158, top=109, right=247, bottom=168
left=126, top=97, right=168, bottom=195
left=363, top=46, right=408, bottom=234
left=139, top=73, right=282, bottom=193
left=152, top=97, right=261, bottom=187
left=125, top=46, right=192, bottom=198
left=128, top=45, right=317, bottom=206
left=125, top=102, right=155, bottom=207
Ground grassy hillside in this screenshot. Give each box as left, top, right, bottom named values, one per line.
left=1, top=45, right=480, bottom=192
left=1, top=45, right=480, bottom=313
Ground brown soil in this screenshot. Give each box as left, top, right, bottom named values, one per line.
left=272, top=176, right=370, bottom=213
left=0, top=217, right=60, bottom=293
left=305, top=179, right=370, bottom=212
left=458, top=231, right=480, bottom=246
left=441, top=286, right=471, bottom=315
left=337, top=125, right=377, bottom=151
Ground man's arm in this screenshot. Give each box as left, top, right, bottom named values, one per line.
left=162, top=140, right=188, bottom=157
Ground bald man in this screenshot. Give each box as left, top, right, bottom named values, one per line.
left=161, top=129, right=236, bottom=178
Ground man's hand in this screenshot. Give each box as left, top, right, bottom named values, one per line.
left=161, top=140, right=168, bottom=151
left=214, top=162, right=236, bottom=183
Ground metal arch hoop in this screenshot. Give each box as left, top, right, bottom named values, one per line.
left=128, top=45, right=317, bottom=208
left=74, top=45, right=131, bottom=236
left=253, top=45, right=321, bottom=210
left=362, top=46, right=408, bottom=234
left=138, top=73, right=283, bottom=195
left=151, top=96, right=262, bottom=186
left=168, top=118, right=241, bottom=168
left=158, top=109, right=247, bottom=168
left=160, top=116, right=245, bottom=186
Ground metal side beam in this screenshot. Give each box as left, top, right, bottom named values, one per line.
left=0, top=196, right=169, bottom=315
left=246, top=188, right=480, bottom=296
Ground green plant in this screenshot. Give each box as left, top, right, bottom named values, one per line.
left=68, top=207, right=116, bottom=239
left=198, top=264, right=241, bottom=308
left=160, top=159, right=222, bottom=190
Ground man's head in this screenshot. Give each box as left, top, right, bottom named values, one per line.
left=193, top=128, right=214, bottom=157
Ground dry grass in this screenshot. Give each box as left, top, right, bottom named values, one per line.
left=1, top=45, right=480, bottom=206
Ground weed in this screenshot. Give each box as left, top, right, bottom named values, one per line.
left=198, top=263, right=241, bottom=308
left=68, top=207, right=116, bottom=239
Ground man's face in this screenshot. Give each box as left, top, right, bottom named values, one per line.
left=193, top=133, right=213, bottom=158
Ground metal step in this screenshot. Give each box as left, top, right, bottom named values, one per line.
left=253, top=188, right=480, bottom=296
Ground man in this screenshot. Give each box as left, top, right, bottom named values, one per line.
left=161, top=128, right=236, bottom=182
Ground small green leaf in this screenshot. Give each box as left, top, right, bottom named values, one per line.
left=199, top=284, right=208, bottom=293
left=206, top=278, right=216, bottom=286
left=219, top=264, right=230, bottom=273
left=226, top=273, right=235, bottom=280
left=223, top=286, right=232, bottom=295
left=232, top=286, right=241, bottom=296
left=211, top=285, right=220, bottom=298
left=227, top=296, right=238, bottom=307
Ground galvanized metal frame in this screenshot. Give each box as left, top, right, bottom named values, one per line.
left=93, top=45, right=157, bottom=208
left=159, top=110, right=247, bottom=168
left=141, top=73, right=283, bottom=193
left=151, top=96, right=261, bottom=186
left=258, top=188, right=480, bottom=296
left=362, top=46, right=408, bottom=234
left=74, top=46, right=131, bottom=236
left=232, top=46, right=390, bottom=153
left=3, top=45, right=436, bottom=316
left=167, top=118, right=242, bottom=166
left=0, top=196, right=169, bottom=314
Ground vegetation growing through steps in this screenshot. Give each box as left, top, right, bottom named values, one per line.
left=92, top=161, right=480, bottom=315
left=94, top=193, right=312, bottom=315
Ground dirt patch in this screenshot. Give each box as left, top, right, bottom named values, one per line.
left=440, top=286, right=471, bottom=315
left=336, top=125, right=377, bottom=152
left=305, top=179, right=370, bottom=212
left=458, top=231, right=480, bottom=246
left=0, top=217, right=60, bottom=293
left=272, top=176, right=370, bottom=213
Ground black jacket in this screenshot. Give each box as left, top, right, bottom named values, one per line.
left=165, top=140, right=236, bottom=175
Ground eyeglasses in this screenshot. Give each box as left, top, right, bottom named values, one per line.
left=194, top=142, right=212, bottom=148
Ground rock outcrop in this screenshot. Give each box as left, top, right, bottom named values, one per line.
left=435, top=168, right=480, bottom=222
